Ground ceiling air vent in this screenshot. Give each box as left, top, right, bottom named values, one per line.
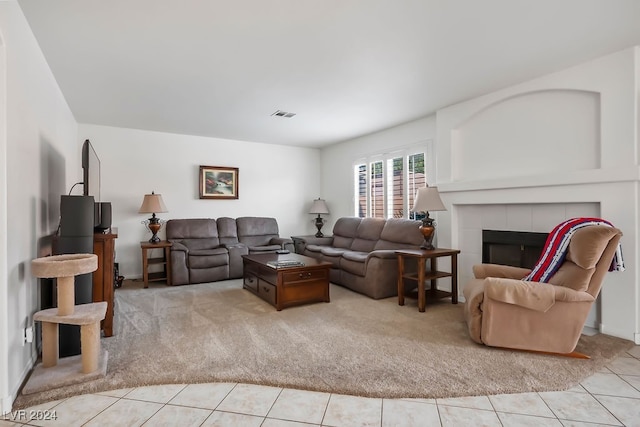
left=271, top=110, right=296, bottom=118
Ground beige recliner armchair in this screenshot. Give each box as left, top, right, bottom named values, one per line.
left=463, top=224, right=623, bottom=357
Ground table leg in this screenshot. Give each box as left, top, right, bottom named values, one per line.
left=164, top=246, right=172, bottom=286
left=397, top=255, right=405, bottom=306
left=430, top=257, right=438, bottom=299
left=142, top=247, right=149, bottom=288
left=418, top=257, right=426, bottom=312
left=451, top=253, right=458, bottom=304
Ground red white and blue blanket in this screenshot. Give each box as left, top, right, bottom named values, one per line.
left=523, top=217, right=624, bottom=283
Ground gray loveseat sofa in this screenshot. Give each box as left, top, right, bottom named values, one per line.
left=298, top=217, right=423, bottom=299
left=166, top=216, right=293, bottom=285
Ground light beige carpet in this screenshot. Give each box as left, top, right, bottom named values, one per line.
left=14, top=279, right=633, bottom=409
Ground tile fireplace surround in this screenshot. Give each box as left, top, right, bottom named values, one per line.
left=433, top=48, right=640, bottom=343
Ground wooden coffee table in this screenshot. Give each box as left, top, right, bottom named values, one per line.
left=242, top=253, right=331, bottom=311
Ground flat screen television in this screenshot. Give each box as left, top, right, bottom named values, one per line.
left=81, top=139, right=111, bottom=231
left=82, top=139, right=100, bottom=202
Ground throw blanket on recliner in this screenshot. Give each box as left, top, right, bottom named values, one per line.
left=523, top=217, right=625, bottom=283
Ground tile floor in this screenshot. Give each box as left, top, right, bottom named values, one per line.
left=3, top=346, right=640, bottom=426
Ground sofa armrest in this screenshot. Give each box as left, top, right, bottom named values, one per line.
left=298, top=236, right=333, bottom=246
left=473, top=264, right=531, bottom=280
left=269, top=237, right=293, bottom=246
left=483, top=277, right=594, bottom=312
left=368, top=250, right=398, bottom=259
left=170, top=241, right=189, bottom=253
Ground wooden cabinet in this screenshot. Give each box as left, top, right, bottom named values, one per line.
left=93, top=229, right=118, bottom=337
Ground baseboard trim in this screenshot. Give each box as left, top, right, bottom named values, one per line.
left=1, top=394, right=12, bottom=416
left=4, top=351, right=37, bottom=414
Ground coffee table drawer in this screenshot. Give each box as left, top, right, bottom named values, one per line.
left=258, top=280, right=276, bottom=306
left=282, top=269, right=327, bottom=285
left=243, top=273, right=258, bottom=292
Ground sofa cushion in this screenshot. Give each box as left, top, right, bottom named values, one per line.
left=565, top=225, right=619, bottom=270
left=305, top=244, right=327, bottom=253
left=167, top=219, right=221, bottom=249
left=237, top=216, right=280, bottom=246
left=548, top=261, right=594, bottom=292
left=375, top=218, right=423, bottom=250
left=331, top=217, right=362, bottom=249
left=179, top=238, right=221, bottom=251
left=342, top=251, right=369, bottom=263
left=320, top=247, right=349, bottom=257
left=318, top=247, right=347, bottom=268
left=167, top=218, right=218, bottom=239
left=216, top=217, right=239, bottom=246
left=350, top=218, right=385, bottom=252
left=547, top=226, right=618, bottom=292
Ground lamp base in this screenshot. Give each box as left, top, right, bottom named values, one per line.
left=314, top=215, right=324, bottom=238
left=148, top=217, right=161, bottom=243
left=418, top=215, right=436, bottom=251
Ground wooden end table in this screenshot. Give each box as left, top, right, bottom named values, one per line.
left=396, top=248, right=461, bottom=312
left=141, top=241, right=172, bottom=287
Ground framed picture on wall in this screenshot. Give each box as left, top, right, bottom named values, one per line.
left=199, top=165, right=239, bottom=199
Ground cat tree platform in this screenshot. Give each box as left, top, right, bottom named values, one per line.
left=23, top=253, right=108, bottom=395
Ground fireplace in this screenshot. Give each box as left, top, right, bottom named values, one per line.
left=482, top=230, right=548, bottom=269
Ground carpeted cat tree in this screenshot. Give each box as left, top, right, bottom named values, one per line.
left=22, top=253, right=108, bottom=395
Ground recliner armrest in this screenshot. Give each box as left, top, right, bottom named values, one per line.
left=483, top=277, right=594, bottom=312
left=269, top=237, right=293, bottom=245
left=473, top=263, right=531, bottom=280
left=170, top=241, right=189, bottom=252
left=299, top=236, right=333, bottom=246
left=222, top=242, right=248, bottom=252
left=484, top=278, right=556, bottom=312
left=368, top=250, right=397, bottom=259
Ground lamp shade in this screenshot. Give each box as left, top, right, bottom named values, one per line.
left=410, top=187, right=446, bottom=213
left=138, top=192, right=168, bottom=214
left=309, top=198, right=330, bottom=215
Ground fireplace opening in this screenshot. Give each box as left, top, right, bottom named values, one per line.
left=482, top=230, right=549, bottom=269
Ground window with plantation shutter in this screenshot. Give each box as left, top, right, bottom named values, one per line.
left=353, top=143, right=432, bottom=219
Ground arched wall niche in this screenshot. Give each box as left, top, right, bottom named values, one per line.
left=450, top=89, right=601, bottom=182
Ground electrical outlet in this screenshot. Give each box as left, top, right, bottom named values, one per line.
left=24, top=327, right=33, bottom=345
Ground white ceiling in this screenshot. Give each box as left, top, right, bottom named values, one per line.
left=17, top=0, right=640, bottom=148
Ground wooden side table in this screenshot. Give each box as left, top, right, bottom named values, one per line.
left=141, top=241, right=172, bottom=288
left=396, top=248, right=461, bottom=312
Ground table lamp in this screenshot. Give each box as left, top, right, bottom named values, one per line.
left=410, top=186, right=446, bottom=250
left=139, top=191, right=168, bottom=243
left=309, top=198, right=330, bottom=237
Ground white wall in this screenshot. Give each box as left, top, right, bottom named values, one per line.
left=0, top=1, right=79, bottom=414
left=436, top=47, right=640, bottom=342
left=78, top=124, right=322, bottom=279
left=320, top=116, right=436, bottom=230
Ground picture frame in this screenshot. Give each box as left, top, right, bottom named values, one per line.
left=199, top=165, right=239, bottom=199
